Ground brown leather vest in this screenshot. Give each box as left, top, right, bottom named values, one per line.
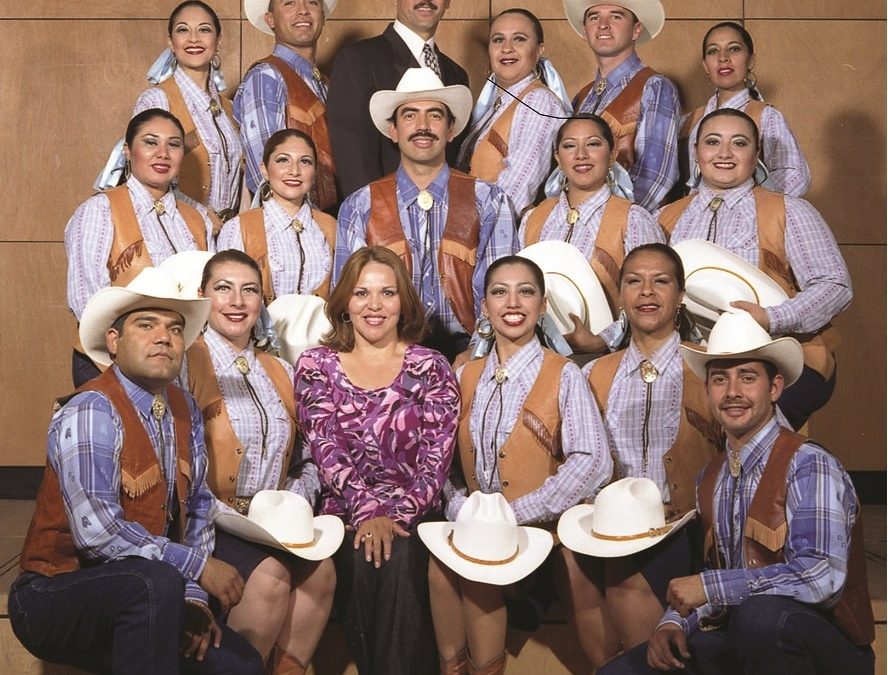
left=697, top=427, right=874, bottom=646
left=20, top=368, right=193, bottom=576
left=587, top=347, right=720, bottom=518
left=659, top=186, right=839, bottom=379
left=366, top=171, right=480, bottom=334
left=257, top=56, right=337, bottom=211
left=185, top=338, right=297, bottom=507
left=456, top=349, right=568, bottom=508
left=575, top=67, right=656, bottom=172
left=468, top=80, right=546, bottom=183
left=238, top=207, right=336, bottom=304
left=158, top=77, right=238, bottom=208
left=523, top=195, right=631, bottom=314
left=678, top=100, right=767, bottom=187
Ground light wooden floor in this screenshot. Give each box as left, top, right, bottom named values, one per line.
left=1, top=501, right=884, bottom=674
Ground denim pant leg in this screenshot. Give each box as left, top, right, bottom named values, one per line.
left=598, top=626, right=739, bottom=675
left=182, top=622, right=265, bottom=675
left=730, top=595, right=875, bottom=675
left=8, top=558, right=185, bottom=674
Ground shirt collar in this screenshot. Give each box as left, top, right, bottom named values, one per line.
left=393, top=20, right=436, bottom=62
left=112, top=365, right=166, bottom=418
left=265, top=198, right=312, bottom=233
left=205, top=326, right=256, bottom=372
left=623, top=331, right=681, bottom=377
left=729, top=416, right=781, bottom=474
left=485, top=339, right=543, bottom=382
left=127, top=177, right=176, bottom=218
left=272, top=43, right=316, bottom=77
left=395, top=164, right=450, bottom=206
left=493, top=72, right=536, bottom=97
left=563, top=184, right=610, bottom=214
left=598, top=51, right=642, bottom=88
left=718, top=88, right=751, bottom=109
left=173, top=67, right=217, bottom=102
left=698, top=178, right=754, bottom=209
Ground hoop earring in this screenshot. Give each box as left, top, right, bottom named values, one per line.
left=693, top=162, right=701, bottom=183
left=259, top=181, right=272, bottom=202
left=123, top=160, right=131, bottom=181
left=210, top=53, right=221, bottom=70
left=476, top=315, right=494, bottom=340
left=744, top=70, right=757, bottom=90
left=341, top=312, right=351, bottom=324
left=171, top=55, right=179, bottom=72
left=560, top=172, right=569, bottom=192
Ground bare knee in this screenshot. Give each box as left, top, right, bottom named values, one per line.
left=297, top=558, right=336, bottom=604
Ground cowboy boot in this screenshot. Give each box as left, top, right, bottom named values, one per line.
left=273, top=648, right=308, bottom=675
left=468, top=650, right=507, bottom=675
left=440, top=647, right=469, bottom=675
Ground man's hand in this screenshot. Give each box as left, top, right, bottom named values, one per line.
left=564, top=314, right=608, bottom=354
left=181, top=602, right=222, bottom=662
left=647, top=624, right=690, bottom=671
left=666, top=575, right=707, bottom=618
left=729, top=301, right=770, bottom=331
left=354, top=516, right=410, bottom=568
left=198, top=558, right=244, bottom=611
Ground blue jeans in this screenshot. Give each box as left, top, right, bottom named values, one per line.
left=9, top=558, right=264, bottom=675
left=599, top=595, right=874, bottom=675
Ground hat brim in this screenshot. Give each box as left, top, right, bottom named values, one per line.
left=679, top=337, right=805, bottom=387
left=518, top=241, right=614, bottom=334
left=244, top=0, right=338, bottom=34
left=563, top=0, right=665, bottom=44
left=79, top=289, right=210, bottom=368
left=418, top=521, right=553, bottom=586
left=266, top=294, right=331, bottom=365
left=369, top=85, right=473, bottom=138
left=557, top=504, right=695, bottom=558
left=215, top=511, right=344, bottom=561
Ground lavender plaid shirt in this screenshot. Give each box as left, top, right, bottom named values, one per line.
left=64, top=178, right=216, bottom=320
left=217, top=199, right=332, bottom=298
left=47, top=366, right=214, bottom=607
left=444, top=340, right=612, bottom=525
left=575, top=53, right=680, bottom=212
left=334, top=165, right=517, bottom=338
left=234, top=44, right=327, bottom=193
left=134, top=69, right=243, bottom=213
left=683, top=90, right=811, bottom=197
left=661, top=180, right=852, bottom=335
left=660, top=418, right=859, bottom=635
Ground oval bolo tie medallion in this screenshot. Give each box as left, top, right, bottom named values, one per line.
left=494, top=366, right=508, bottom=384
left=640, top=360, right=658, bottom=384
left=566, top=208, right=580, bottom=226
left=417, top=190, right=434, bottom=211
left=234, top=356, right=250, bottom=375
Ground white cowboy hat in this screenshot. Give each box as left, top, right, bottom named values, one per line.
left=673, top=240, right=789, bottom=325
left=369, top=67, right=473, bottom=137
left=79, top=267, right=211, bottom=368
left=558, top=477, right=695, bottom=558
left=563, top=0, right=665, bottom=44
left=679, top=310, right=804, bottom=386
left=517, top=241, right=614, bottom=335
left=266, top=294, right=331, bottom=364
left=214, top=490, right=344, bottom=560
left=244, top=0, right=338, bottom=35
left=157, top=250, right=216, bottom=299
left=418, top=492, right=553, bottom=586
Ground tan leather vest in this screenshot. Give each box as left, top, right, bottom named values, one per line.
left=698, top=427, right=874, bottom=646
left=238, top=207, right=336, bottom=304
left=158, top=77, right=238, bottom=208
left=575, top=67, right=656, bottom=172
left=366, top=171, right=480, bottom=334
left=586, top=347, right=720, bottom=518
left=659, top=186, right=839, bottom=379
left=523, top=195, right=631, bottom=314
left=20, top=369, right=193, bottom=576
left=257, top=56, right=337, bottom=211
left=468, top=80, right=546, bottom=183
left=456, top=349, right=568, bottom=509
left=185, top=338, right=297, bottom=507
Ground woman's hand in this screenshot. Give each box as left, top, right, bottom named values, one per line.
left=181, top=602, right=222, bottom=662
left=729, top=301, right=770, bottom=331
left=564, top=314, right=608, bottom=354
left=354, top=516, right=410, bottom=568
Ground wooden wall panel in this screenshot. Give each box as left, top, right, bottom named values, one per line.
left=0, top=7, right=884, bottom=471
left=747, top=20, right=886, bottom=244
left=810, top=245, right=886, bottom=470
left=0, top=244, right=71, bottom=466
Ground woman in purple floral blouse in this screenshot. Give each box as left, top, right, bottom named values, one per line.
left=294, top=246, right=460, bottom=675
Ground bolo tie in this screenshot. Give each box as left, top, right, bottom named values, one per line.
left=638, top=360, right=658, bottom=477
left=478, top=366, right=508, bottom=491
left=416, top=191, right=435, bottom=295
left=290, top=217, right=307, bottom=294
left=151, top=394, right=176, bottom=526
left=587, top=79, right=607, bottom=114
left=208, top=97, right=233, bottom=185
left=234, top=356, right=270, bottom=460
left=706, top=196, right=724, bottom=242
left=152, top=199, right=180, bottom=253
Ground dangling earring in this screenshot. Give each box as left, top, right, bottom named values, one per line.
left=744, top=69, right=757, bottom=90
left=606, top=162, right=616, bottom=190
left=123, top=160, right=131, bottom=181
left=560, top=171, right=569, bottom=192
left=693, top=161, right=701, bottom=183
left=533, top=60, right=543, bottom=81
left=259, top=181, right=272, bottom=202
left=674, top=305, right=683, bottom=330
left=171, top=55, right=179, bottom=72
left=340, top=311, right=351, bottom=324
left=210, top=53, right=221, bottom=70
left=476, top=315, right=494, bottom=340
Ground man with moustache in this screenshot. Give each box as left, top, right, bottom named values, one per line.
left=326, top=0, right=469, bottom=198
left=563, top=0, right=680, bottom=211
left=8, top=269, right=263, bottom=675
left=334, top=68, right=516, bottom=361
left=598, top=311, right=875, bottom=675
left=235, top=0, right=339, bottom=210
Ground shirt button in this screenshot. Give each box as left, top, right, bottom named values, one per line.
left=502, top=480, right=510, bottom=487
left=664, top=455, right=673, bottom=463
left=229, top=476, right=236, bottom=482
left=498, top=452, right=506, bottom=459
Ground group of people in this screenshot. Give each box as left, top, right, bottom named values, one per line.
left=7, top=0, right=872, bottom=674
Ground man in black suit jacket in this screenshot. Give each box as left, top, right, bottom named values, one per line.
left=327, top=0, right=469, bottom=198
